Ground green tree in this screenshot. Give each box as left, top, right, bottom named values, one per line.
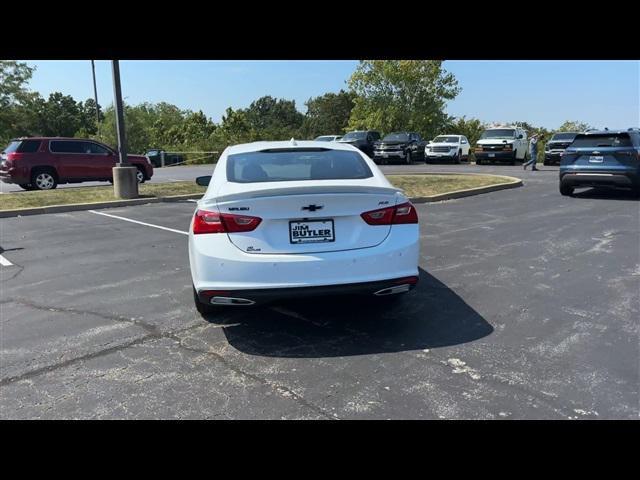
left=96, top=104, right=153, bottom=154
left=557, top=120, right=592, bottom=133
left=243, top=95, right=305, bottom=140
left=29, top=92, right=84, bottom=137
left=447, top=116, right=487, bottom=146
left=0, top=61, right=36, bottom=144
left=302, top=90, right=356, bottom=138
left=347, top=60, right=461, bottom=139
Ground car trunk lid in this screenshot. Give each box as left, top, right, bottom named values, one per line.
left=206, top=181, right=402, bottom=254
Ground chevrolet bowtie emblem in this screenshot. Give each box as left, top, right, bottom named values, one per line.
left=302, top=204, right=323, bottom=212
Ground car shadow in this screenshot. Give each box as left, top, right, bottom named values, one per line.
left=573, top=187, right=639, bottom=201
left=201, top=268, right=493, bottom=358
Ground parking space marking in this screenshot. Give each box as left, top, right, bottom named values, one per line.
left=187, top=199, right=198, bottom=203
left=88, top=210, right=188, bottom=235
left=0, top=254, right=13, bottom=266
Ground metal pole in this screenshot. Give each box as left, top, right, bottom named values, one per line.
left=111, top=60, right=129, bottom=166
left=91, top=60, right=100, bottom=132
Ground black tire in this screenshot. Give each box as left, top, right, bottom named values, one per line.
left=559, top=182, right=574, bottom=196
left=405, top=151, right=412, bottom=165
left=193, top=286, right=217, bottom=315
left=454, top=150, right=462, bottom=164
left=31, top=168, right=58, bottom=190
left=135, top=166, right=146, bottom=184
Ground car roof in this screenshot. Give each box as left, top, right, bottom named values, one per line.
left=224, top=140, right=362, bottom=155
left=12, top=136, right=100, bottom=141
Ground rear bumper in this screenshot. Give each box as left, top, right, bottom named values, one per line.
left=560, top=171, right=638, bottom=189
left=195, top=276, right=418, bottom=306
left=189, top=225, right=420, bottom=293
left=0, top=168, right=27, bottom=184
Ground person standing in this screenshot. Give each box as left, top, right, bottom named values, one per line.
left=523, top=133, right=542, bottom=170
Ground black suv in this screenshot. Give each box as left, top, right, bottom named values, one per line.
left=544, top=132, right=579, bottom=166
left=338, top=130, right=381, bottom=158
left=373, top=132, right=427, bottom=165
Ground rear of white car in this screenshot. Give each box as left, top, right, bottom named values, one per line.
left=189, top=141, right=420, bottom=310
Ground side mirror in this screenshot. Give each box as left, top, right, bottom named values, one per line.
left=196, top=175, right=211, bottom=187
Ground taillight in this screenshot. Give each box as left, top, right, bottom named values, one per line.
left=361, top=202, right=418, bottom=225
left=192, top=209, right=262, bottom=235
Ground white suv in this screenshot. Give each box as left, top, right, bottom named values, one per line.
left=474, top=126, right=529, bottom=165
left=425, top=135, right=470, bottom=164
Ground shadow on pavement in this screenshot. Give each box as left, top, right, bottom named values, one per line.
left=573, top=187, right=639, bottom=201
left=203, top=268, right=493, bottom=358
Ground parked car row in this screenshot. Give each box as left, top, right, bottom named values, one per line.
left=0, top=137, right=154, bottom=190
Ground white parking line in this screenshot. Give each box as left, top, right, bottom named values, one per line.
left=0, top=254, right=13, bottom=266
left=187, top=199, right=198, bottom=203
left=88, top=210, right=188, bottom=235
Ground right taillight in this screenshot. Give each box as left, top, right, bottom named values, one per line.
left=192, top=209, right=262, bottom=235
left=361, top=202, right=418, bottom=225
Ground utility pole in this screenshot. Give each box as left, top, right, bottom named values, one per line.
left=111, top=60, right=138, bottom=198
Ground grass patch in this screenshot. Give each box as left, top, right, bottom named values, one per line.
left=0, top=174, right=517, bottom=212
left=387, top=174, right=515, bottom=198
left=0, top=181, right=206, bottom=211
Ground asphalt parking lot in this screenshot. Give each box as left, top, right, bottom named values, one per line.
left=1, top=164, right=638, bottom=419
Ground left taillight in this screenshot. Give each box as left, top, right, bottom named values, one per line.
left=361, top=202, right=418, bottom=225
left=192, top=209, right=262, bottom=235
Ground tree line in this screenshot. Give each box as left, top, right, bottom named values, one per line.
left=1, top=60, right=593, bottom=162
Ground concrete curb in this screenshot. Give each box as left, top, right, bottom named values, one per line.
left=0, top=174, right=523, bottom=218
left=402, top=175, right=523, bottom=203
left=0, top=193, right=203, bottom=218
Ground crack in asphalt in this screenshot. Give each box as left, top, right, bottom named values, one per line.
left=0, top=298, right=336, bottom=419
left=1, top=297, right=162, bottom=335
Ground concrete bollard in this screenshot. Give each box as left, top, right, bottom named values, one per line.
left=112, top=166, right=139, bottom=199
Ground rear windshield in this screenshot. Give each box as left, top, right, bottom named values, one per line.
left=570, top=134, right=632, bottom=148
left=551, top=133, right=577, bottom=141
left=481, top=129, right=516, bottom=139
left=226, top=149, right=373, bottom=183
left=3, top=139, right=41, bottom=153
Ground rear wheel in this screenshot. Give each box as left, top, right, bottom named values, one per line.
left=31, top=168, right=58, bottom=190
left=559, top=182, right=574, bottom=196
left=136, top=166, right=146, bottom=184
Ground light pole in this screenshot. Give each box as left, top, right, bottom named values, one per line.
left=90, top=60, right=100, bottom=133
left=111, top=60, right=138, bottom=198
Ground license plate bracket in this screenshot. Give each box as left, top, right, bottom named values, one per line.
left=289, top=219, right=335, bottom=244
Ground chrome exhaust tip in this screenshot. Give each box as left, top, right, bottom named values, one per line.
left=211, top=296, right=256, bottom=306
left=373, top=284, right=411, bottom=296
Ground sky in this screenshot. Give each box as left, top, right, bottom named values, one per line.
left=20, top=60, right=640, bottom=130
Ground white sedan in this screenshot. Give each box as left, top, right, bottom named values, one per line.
left=189, top=140, right=420, bottom=312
